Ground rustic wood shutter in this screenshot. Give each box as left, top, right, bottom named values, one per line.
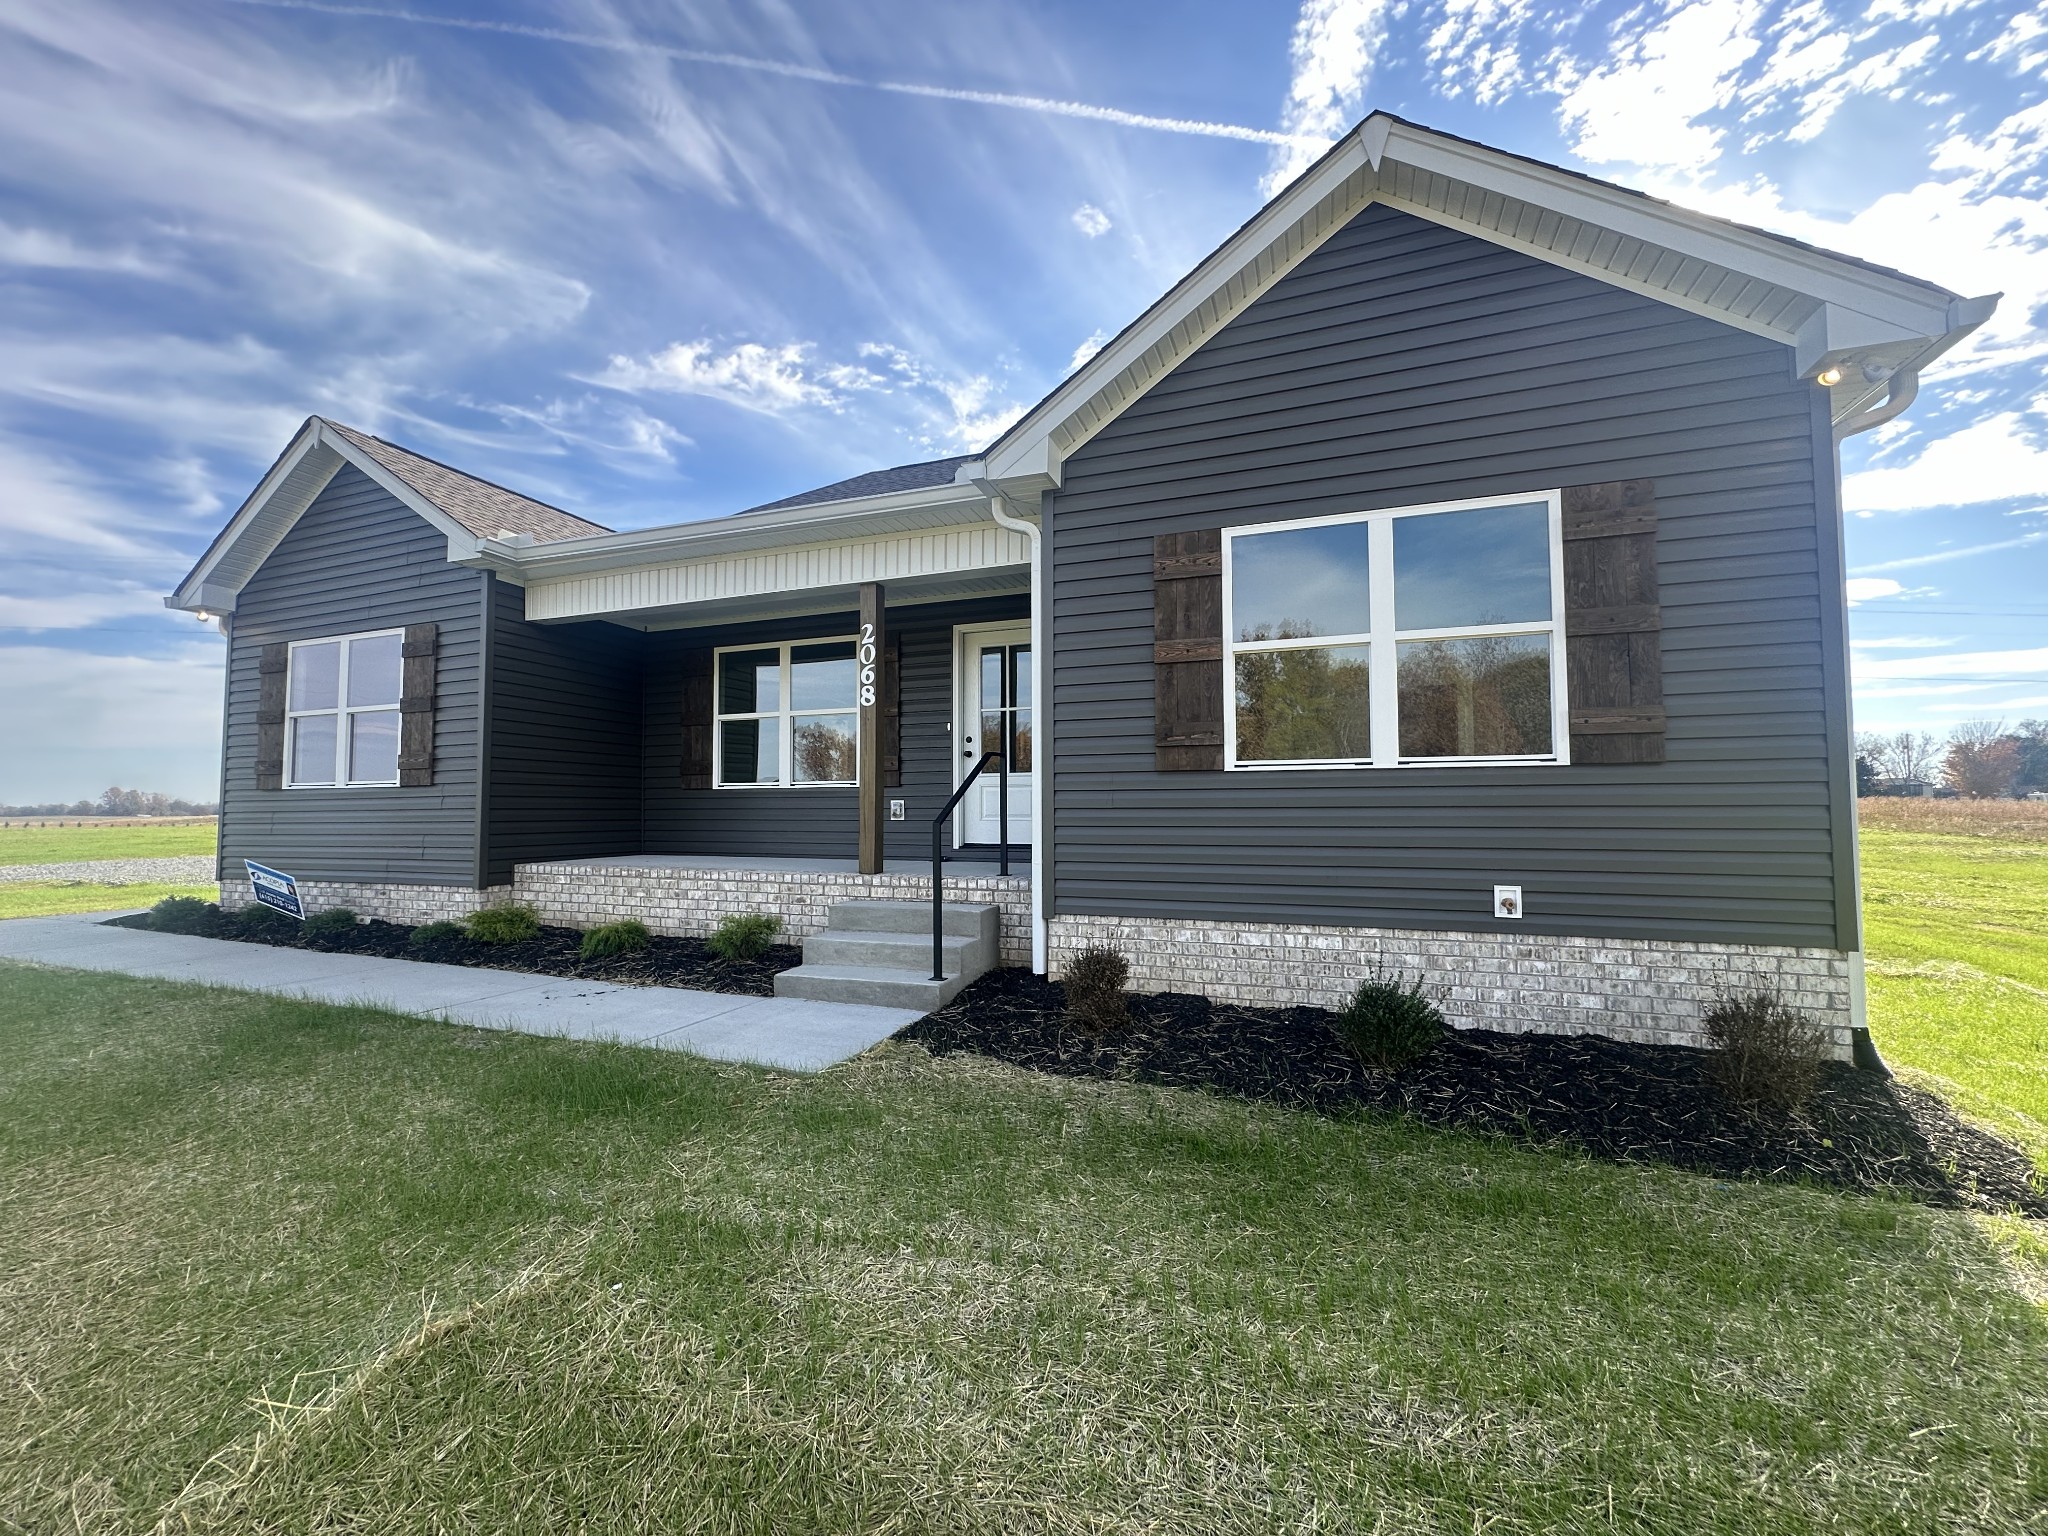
left=882, top=632, right=903, bottom=789
left=1562, top=480, right=1665, bottom=764
left=679, top=648, right=713, bottom=789
left=398, top=623, right=438, bottom=787
left=1153, top=529, right=1225, bottom=771
left=255, top=642, right=288, bottom=791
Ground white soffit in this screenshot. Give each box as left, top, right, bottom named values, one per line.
left=981, top=113, right=1992, bottom=488
left=522, top=520, right=1031, bottom=623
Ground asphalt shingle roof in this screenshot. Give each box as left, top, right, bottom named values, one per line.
left=321, top=419, right=611, bottom=543
left=743, top=455, right=973, bottom=514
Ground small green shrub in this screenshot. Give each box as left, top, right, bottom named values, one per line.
left=1705, top=989, right=1830, bottom=1113
left=581, top=919, right=652, bottom=960
left=1063, top=946, right=1131, bottom=1034
left=148, top=895, right=215, bottom=934
left=706, top=912, right=781, bottom=962
left=236, top=901, right=295, bottom=931
left=302, top=907, right=361, bottom=938
left=467, top=903, right=541, bottom=944
left=1333, top=969, right=1446, bottom=1069
left=409, top=920, right=467, bottom=947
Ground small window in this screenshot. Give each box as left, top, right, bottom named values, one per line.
left=715, top=639, right=859, bottom=788
left=285, top=629, right=404, bottom=787
left=1224, top=493, right=1567, bottom=770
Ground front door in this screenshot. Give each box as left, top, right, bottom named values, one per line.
left=957, top=625, right=1033, bottom=847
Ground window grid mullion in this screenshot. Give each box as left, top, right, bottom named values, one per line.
left=1366, top=514, right=1398, bottom=768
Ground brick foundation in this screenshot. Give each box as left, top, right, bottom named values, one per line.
left=1048, top=913, right=1857, bottom=1059
left=512, top=860, right=1034, bottom=967
left=219, top=878, right=512, bottom=925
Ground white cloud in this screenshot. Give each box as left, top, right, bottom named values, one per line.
left=588, top=340, right=855, bottom=414
left=1853, top=645, right=2048, bottom=680
left=1068, top=329, right=1111, bottom=372
left=1556, top=0, right=1764, bottom=172
left=1851, top=634, right=1962, bottom=649
left=0, top=440, right=167, bottom=559
left=1851, top=532, right=2048, bottom=572
left=1071, top=203, right=1112, bottom=238
left=0, top=642, right=225, bottom=803
left=1846, top=577, right=1907, bottom=604
left=0, top=587, right=176, bottom=631
left=1263, top=0, right=1394, bottom=194
left=0, top=221, right=166, bottom=275
left=1425, top=0, right=1534, bottom=105
left=1843, top=406, right=2048, bottom=512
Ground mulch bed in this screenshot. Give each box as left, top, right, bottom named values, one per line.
left=901, top=970, right=2048, bottom=1218
left=103, top=906, right=799, bottom=996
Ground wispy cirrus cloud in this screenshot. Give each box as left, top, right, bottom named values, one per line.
left=1261, top=0, right=1394, bottom=194
left=1843, top=404, right=2048, bottom=513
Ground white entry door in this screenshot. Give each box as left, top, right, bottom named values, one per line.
left=957, top=625, right=1033, bottom=847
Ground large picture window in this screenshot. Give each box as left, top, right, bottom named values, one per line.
left=285, top=629, right=404, bottom=787
left=1224, top=492, right=1568, bottom=770
left=715, top=639, right=859, bottom=787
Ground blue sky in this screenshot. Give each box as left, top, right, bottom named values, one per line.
left=0, top=0, right=2043, bottom=801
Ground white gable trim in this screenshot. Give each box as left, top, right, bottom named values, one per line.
left=168, top=419, right=486, bottom=613
left=978, top=113, right=1996, bottom=491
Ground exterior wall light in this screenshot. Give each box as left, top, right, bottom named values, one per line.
left=195, top=610, right=211, bottom=622
left=1815, top=366, right=1844, bottom=386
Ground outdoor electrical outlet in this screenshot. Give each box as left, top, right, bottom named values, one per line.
left=888, top=799, right=906, bottom=821
left=1493, top=885, right=1523, bottom=920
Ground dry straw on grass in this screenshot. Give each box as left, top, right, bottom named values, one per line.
left=1857, top=796, right=2048, bottom=842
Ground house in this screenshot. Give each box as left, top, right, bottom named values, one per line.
left=168, top=114, right=1995, bottom=1056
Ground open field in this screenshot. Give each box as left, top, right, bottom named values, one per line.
left=0, top=882, right=217, bottom=921
left=0, top=819, right=216, bottom=866
left=1860, top=798, right=2048, bottom=1178
left=0, top=963, right=2043, bottom=1535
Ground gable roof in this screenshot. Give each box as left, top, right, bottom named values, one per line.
left=743, top=454, right=973, bottom=514
left=318, top=420, right=610, bottom=543
left=168, top=416, right=608, bottom=614
left=976, top=111, right=1997, bottom=490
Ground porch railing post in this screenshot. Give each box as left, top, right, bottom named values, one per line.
left=998, top=747, right=1009, bottom=878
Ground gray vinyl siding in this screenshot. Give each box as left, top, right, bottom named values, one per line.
left=642, top=594, right=1027, bottom=862
left=218, top=465, right=483, bottom=886
left=482, top=581, right=644, bottom=884
left=1047, top=204, right=1848, bottom=950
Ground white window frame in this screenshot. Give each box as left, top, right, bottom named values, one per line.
left=284, top=628, right=405, bottom=789
left=1222, top=490, right=1571, bottom=771
left=713, top=637, right=861, bottom=789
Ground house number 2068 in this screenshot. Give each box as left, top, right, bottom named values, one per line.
left=857, top=623, right=877, bottom=709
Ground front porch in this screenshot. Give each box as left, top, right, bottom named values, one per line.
left=510, top=853, right=1034, bottom=968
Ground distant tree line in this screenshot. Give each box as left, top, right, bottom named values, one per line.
left=1856, top=721, right=2048, bottom=800
left=0, top=787, right=219, bottom=817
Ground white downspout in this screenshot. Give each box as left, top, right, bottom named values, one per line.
left=979, top=486, right=1048, bottom=974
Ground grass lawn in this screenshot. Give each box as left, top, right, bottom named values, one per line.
left=1860, top=799, right=2048, bottom=1179
left=1, top=965, right=2043, bottom=1534
left=0, top=881, right=217, bottom=921
left=0, top=819, right=216, bottom=866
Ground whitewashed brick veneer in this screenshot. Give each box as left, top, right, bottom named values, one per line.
left=1049, top=913, right=1856, bottom=1059
left=513, top=860, right=1033, bottom=966
left=219, top=878, right=511, bottom=925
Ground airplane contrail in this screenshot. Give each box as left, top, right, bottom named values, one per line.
left=225, top=0, right=1323, bottom=148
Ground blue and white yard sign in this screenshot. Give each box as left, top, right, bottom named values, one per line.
left=244, top=860, right=304, bottom=920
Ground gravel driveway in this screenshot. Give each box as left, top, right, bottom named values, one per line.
left=0, top=857, right=217, bottom=885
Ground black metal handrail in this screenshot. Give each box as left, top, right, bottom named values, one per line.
left=931, top=748, right=1008, bottom=980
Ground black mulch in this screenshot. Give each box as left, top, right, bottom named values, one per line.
left=901, top=970, right=2048, bottom=1218
left=102, top=907, right=799, bottom=996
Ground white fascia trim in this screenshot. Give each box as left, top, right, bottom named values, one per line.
left=1373, top=122, right=1963, bottom=338
left=167, top=419, right=487, bottom=613
left=471, top=481, right=991, bottom=582
left=982, top=135, right=1374, bottom=486
left=168, top=424, right=328, bottom=612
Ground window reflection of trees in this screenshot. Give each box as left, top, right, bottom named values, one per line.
left=1397, top=634, right=1551, bottom=758
left=1234, top=624, right=1372, bottom=762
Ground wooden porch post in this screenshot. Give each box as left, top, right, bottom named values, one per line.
left=857, top=582, right=886, bottom=874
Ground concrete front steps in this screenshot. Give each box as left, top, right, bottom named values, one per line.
left=773, top=899, right=999, bottom=1011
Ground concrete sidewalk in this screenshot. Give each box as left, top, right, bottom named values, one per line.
left=0, top=912, right=922, bottom=1071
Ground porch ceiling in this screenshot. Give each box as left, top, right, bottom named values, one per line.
left=523, top=518, right=1030, bottom=627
